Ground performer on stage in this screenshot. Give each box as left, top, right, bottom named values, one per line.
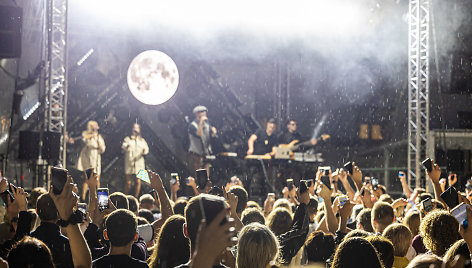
left=278, top=119, right=317, bottom=148
left=76, top=120, right=105, bottom=200
left=122, top=123, right=149, bottom=197
left=188, top=105, right=217, bottom=173
left=247, top=118, right=278, bottom=157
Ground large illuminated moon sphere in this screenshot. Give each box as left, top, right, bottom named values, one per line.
left=127, top=50, right=179, bottom=105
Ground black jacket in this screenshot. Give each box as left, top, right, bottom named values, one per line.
left=31, top=222, right=74, bottom=268
left=278, top=203, right=310, bottom=265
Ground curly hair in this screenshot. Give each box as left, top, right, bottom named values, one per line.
left=266, top=207, right=292, bottom=236
left=419, top=210, right=460, bottom=256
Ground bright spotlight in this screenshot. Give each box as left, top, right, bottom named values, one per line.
left=127, top=50, right=179, bottom=105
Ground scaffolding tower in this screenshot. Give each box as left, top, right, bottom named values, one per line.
left=408, top=0, right=430, bottom=189
left=44, top=0, right=68, bottom=167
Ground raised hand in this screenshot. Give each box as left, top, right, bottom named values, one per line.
left=148, top=170, right=163, bottom=190
left=427, top=159, right=441, bottom=184
left=351, top=162, right=363, bottom=186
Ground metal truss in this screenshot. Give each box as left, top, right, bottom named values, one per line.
left=408, top=0, right=430, bottom=189
left=44, top=0, right=68, bottom=166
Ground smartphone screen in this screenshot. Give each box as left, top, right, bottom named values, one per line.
left=137, top=169, right=150, bottom=184
left=398, top=171, right=405, bottom=178
left=286, top=179, right=294, bottom=191
left=196, top=169, right=208, bottom=189
left=343, top=162, right=353, bottom=175
left=339, top=196, right=348, bottom=208
left=85, top=168, right=94, bottom=180
left=170, top=173, right=178, bottom=185
left=51, top=167, right=68, bottom=195
left=97, top=188, right=109, bottom=211
left=451, top=203, right=468, bottom=227
left=371, top=178, right=379, bottom=191
left=421, top=158, right=433, bottom=173
left=440, top=186, right=459, bottom=209
left=78, top=203, right=87, bottom=214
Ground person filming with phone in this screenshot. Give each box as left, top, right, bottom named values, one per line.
left=122, top=123, right=149, bottom=197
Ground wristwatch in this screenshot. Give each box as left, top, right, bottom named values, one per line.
left=57, top=210, right=84, bottom=227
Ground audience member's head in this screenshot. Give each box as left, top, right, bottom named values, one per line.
left=304, top=231, right=335, bottom=264
left=139, top=194, right=155, bottom=210
left=383, top=223, right=412, bottom=257
left=331, top=237, right=383, bottom=268
left=109, top=192, right=129, bottom=210
left=273, top=199, right=291, bottom=212
left=404, top=211, right=421, bottom=237
left=344, top=229, right=371, bottom=241
left=138, top=209, right=154, bottom=224
left=357, top=208, right=374, bottom=233
left=184, top=194, right=227, bottom=248
left=237, top=223, right=279, bottom=268
left=266, top=207, right=292, bottom=236
left=246, top=201, right=262, bottom=211
left=173, top=199, right=188, bottom=216
left=28, top=187, right=47, bottom=209
left=366, top=235, right=395, bottom=268
left=126, top=195, right=139, bottom=214
left=406, top=254, right=442, bottom=268
left=229, top=186, right=248, bottom=216
left=443, top=239, right=470, bottom=264
left=136, top=217, right=149, bottom=226
left=420, top=210, right=460, bottom=256
left=378, top=194, right=394, bottom=204
left=36, top=193, right=58, bottom=221
left=149, top=215, right=190, bottom=268
left=27, top=209, right=38, bottom=232
left=371, top=201, right=394, bottom=233
left=307, top=197, right=318, bottom=222
left=241, top=207, right=265, bottom=225
left=7, top=236, right=54, bottom=267
left=104, top=209, right=138, bottom=247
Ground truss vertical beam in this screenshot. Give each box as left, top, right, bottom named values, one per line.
left=408, top=0, right=430, bottom=189
left=45, top=0, right=68, bottom=166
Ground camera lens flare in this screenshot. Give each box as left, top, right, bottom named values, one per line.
left=127, top=50, right=179, bottom=105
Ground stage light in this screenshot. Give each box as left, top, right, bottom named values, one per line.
left=126, top=50, right=179, bottom=105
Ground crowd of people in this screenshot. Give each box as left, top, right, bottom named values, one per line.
left=0, top=158, right=471, bottom=268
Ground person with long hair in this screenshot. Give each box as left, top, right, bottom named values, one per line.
left=122, top=123, right=149, bottom=197
left=77, top=120, right=105, bottom=200
left=148, top=215, right=190, bottom=268
left=236, top=223, right=279, bottom=268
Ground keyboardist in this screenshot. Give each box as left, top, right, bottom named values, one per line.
left=247, top=118, right=278, bottom=157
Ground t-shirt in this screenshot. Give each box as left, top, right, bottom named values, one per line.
left=278, top=131, right=302, bottom=145
left=92, top=254, right=149, bottom=268
left=253, top=128, right=278, bottom=155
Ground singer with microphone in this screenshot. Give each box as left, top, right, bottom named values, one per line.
left=187, top=105, right=217, bottom=173
left=122, top=123, right=149, bottom=197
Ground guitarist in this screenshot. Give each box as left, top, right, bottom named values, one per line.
left=278, top=119, right=317, bottom=149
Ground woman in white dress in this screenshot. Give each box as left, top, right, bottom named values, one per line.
left=122, top=123, right=149, bottom=197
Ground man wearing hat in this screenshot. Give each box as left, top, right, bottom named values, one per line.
left=188, top=105, right=217, bottom=172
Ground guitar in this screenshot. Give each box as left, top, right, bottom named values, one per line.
left=278, top=134, right=331, bottom=152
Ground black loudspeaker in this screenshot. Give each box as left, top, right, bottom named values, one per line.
left=0, top=5, right=22, bottom=59
left=42, top=132, right=61, bottom=160
left=18, top=131, right=39, bottom=160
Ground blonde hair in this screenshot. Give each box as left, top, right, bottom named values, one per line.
left=236, top=223, right=279, bottom=268
left=266, top=207, right=292, bottom=236
left=403, top=211, right=420, bottom=236
left=382, top=223, right=412, bottom=257
left=273, top=198, right=291, bottom=211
